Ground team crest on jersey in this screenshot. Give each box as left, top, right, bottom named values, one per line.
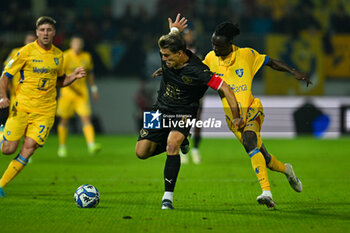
left=235, top=69, right=244, bottom=77
left=181, top=76, right=192, bottom=84
left=54, top=58, right=59, bottom=65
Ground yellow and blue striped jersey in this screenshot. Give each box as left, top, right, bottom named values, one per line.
left=204, top=45, right=268, bottom=120
left=3, top=40, right=65, bottom=116
left=60, top=48, right=93, bottom=99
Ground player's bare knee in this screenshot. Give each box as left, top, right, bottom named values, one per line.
left=166, top=141, right=180, bottom=155
left=1, top=144, right=17, bottom=155
left=135, top=144, right=150, bottom=160
left=135, top=150, right=148, bottom=160
left=243, top=131, right=257, bottom=152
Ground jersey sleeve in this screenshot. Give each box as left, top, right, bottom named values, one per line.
left=189, top=65, right=223, bottom=90
left=203, top=52, right=211, bottom=67
left=3, top=47, right=27, bottom=80
left=3, top=49, right=18, bottom=68
left=244, top=48, right=269, bottom=77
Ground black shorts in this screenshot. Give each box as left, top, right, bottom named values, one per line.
left=137, top=111, right=194, bottom=144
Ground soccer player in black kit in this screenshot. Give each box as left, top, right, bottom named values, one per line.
left=135, top=14, right=243, bottom=209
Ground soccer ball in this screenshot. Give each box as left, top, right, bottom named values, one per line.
left=74, top=184, right=100, bottom=208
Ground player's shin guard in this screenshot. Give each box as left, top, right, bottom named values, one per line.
left=267, top=154, right=286, bottom=173
left=0, top=154, right=28, bottom=188
left=249, top=148, right=270, bottom=191
left=57, top=124, right=68, bottom=146
left=83, top=124, right=95, bottom=144
left=164, top=155, right=180, bottom=192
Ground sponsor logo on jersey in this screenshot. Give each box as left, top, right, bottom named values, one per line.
left=33, top=67, right=50, bottom=74
left=54, top=58, right=59, bottom=65
left=229, top=84, right=247, bottom=93
left=235, top=68, right=244, bottom=77
left=32, top=59, right=43, bottom=62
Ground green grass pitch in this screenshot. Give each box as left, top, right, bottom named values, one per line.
left=0, top=135, right=349, bottom=233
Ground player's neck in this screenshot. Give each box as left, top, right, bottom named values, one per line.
left=220, top=48, right=234, bottom=60
left=37, top=40, right=52, bottom=50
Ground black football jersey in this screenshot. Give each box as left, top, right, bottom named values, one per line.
left=155, top=50, right=213, bottom=114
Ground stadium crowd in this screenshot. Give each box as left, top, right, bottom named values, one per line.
left=1, top=0, right=350, bottom=77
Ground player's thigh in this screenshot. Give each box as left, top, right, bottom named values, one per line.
left=3, top=109, right=28, bottom=142
left=76, top=97, right=91, bottom=118
left=136, top=128, right=168, bottom=157
left=243, top=116, right=263, bottom=149
left=57, top=97, right=75, bottom=119
left=135, top=139, right=158, bottom=158
left=26, top=114, right=55, bottom=146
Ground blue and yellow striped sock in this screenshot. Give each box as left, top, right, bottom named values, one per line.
left=0, top=139, right=3, bottom=153
left=0, top=132, right=4, bottom=153
left=267, top=154, right=286, bottom=173
left=248, top=148, right=271, bottom=191
left=0, top=154, right=28, bottom=188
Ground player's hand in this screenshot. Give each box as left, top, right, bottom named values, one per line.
left=0, top=97, right=10, bottom=109
left=152, top=68, right=163, bottom=78
left=294, top=71, right=312, bottom=87
left=92, top=92, right=99, bottom=101
left=168, top=13, right=188, bottom=33
left=74, top=67, right=86, bottom=79
left=232, top=118, right=245, bottom=130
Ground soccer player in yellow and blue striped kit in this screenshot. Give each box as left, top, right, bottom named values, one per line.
left=2, top=32, right=36, bottom=108
left=56, top=36, right=100, bottom=157
left=203, top=22, right=312, bottom=208
left=0, top=16, right=86, bottom=197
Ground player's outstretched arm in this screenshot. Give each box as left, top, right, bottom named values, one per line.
left=218, top=81, right=244, bottom=129
left=0, top=73, right=10, bottom=109
left=88, top=72, right=99, bottom=100
left=267, top=58, right=312, bottom=87
left=57, top=67, right=86, bottom=87
left=168, top=13, right=188, bottom=33
left=152, top=68, right=163, bottom=78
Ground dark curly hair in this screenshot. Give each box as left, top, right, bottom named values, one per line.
left=214, top=22, right=240, bottom=42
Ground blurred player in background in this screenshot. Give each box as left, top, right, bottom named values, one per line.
left=180, top=27, right=202, bottom=165
left=56, top=36, right=100, bottom=157
left=203, top=22, right=311, bottom=208
left=136, top=14, right=242, bottom=210
left=0, top=16, right=86, bottom=197
left=0, top=33, right=36, bottom=131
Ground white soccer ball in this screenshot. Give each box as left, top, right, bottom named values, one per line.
left=74, top=184, right=100, bottom=208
